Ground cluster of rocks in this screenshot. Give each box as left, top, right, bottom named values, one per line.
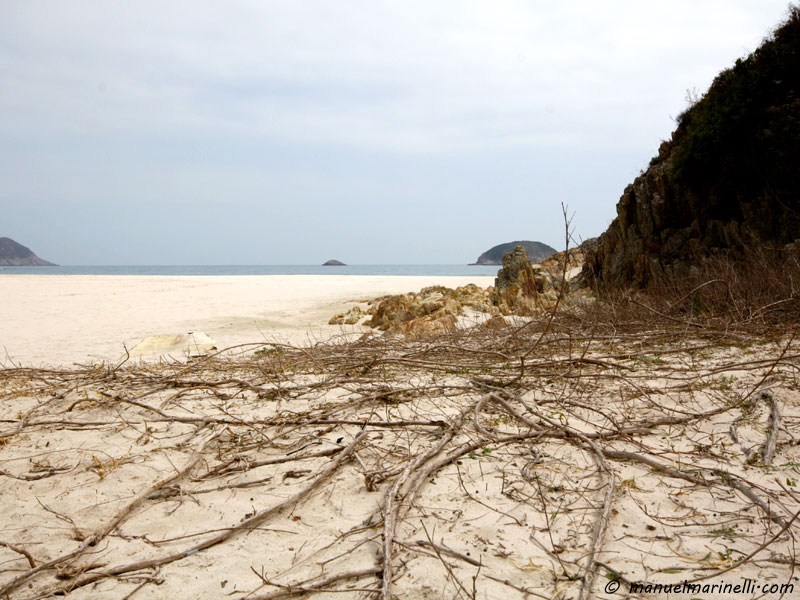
left=490, top=243, right=595, bottom=315
left=492, top=245, right=563, bottom=315
left=366, top=284, right=495, bottom=337
left=539, top=239, right=598, bottom=276
left=328, top=284, right=495, bottom=336
left=328, top=245, right=592, bottom=337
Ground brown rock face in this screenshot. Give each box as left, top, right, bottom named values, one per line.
left=492, top=246, right=545, bottom=315
left=583, top=135, right=800, bottom=290
left=541, top=239, right=598, bottom=276
left=362, top=285, right=497, bottom=337
left=582, top=154, right=679, bottom=288
left=351, top=249, right=594, bottom=337
left=399, top=313, right=458, bottom=337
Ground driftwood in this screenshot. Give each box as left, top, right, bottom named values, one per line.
left=1, top=293, right=799, bottom=599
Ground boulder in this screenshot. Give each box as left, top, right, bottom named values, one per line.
left=491, top=246, right=546, bottom=315
left=328, top=306, right=364, bottom=325
left=400, top=313, right=458, bottom=338
left=480, top=315, right=509, bottom=330
left=130, top=332, right=216, bottom=358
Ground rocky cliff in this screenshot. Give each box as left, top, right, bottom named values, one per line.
left=0, top=237, right=56, bottom=266
left=472, top=240, right=556, bottom=265
left=584, top=8, right=800, bottom=289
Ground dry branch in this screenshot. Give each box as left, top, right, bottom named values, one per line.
left=1, top=277, right=799, bottom=598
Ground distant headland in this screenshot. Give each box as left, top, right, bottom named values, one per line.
left=0, top=237, right=56, bottom=266
left=471, top=241, right=556, bottom=265
left=323, top=259, right=346, bottom=266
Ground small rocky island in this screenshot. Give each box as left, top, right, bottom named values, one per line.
left=0, top=237, right=56, bottom=266
left=471, top=240, right=556, bottom=265
left=323, top=259, right=346, bottom=266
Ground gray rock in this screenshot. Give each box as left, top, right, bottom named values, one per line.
left=0, top=237, right=56, bottom=266
left=472, top=241, right=556, bottom=265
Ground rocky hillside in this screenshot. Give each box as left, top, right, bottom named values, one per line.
left=584, top=8, right=800, bottom=289
left=472, top=240, right=556, bottom=265
left=0, top=237, right=56, bottom=266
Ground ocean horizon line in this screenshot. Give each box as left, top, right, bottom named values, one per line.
left=5, top=263, right=490, bottom=267
left=0, top=264, right=500, bottom=277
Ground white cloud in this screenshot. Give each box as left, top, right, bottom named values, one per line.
left=0, top=0, right=794, bottom=263
left=0, top=0, right=790, bottom=152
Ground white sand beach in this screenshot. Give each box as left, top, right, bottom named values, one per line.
left=0, top=275, right=495, bottom=367
left=1, top=274, right=798, bottom=600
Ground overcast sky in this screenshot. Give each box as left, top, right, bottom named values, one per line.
left=0, top=1, right=793, bottom=264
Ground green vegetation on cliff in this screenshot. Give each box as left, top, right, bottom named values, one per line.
left=472, top=241, right=556, bottom=265
left=585, top=7, right=800, bottom=290
left=670, top=6, right=800, bottom=244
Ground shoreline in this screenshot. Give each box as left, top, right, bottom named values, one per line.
left=0, top=264, right=501, bottom=276
left=0, top=274, right=495, bottom=367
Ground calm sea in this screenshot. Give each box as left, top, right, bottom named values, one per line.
left=0, top=265, right=499, bottom=277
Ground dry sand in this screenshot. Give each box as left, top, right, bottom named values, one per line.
left=1, top=328, right=797, bottom=600
left=1, top=275, right=798, bottom=600
left=0, top=274, right=494, bottom=367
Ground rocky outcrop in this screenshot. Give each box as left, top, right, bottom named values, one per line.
left=323, top=259, right=346, bottom=266
left=337, top=247, right=595, bottom=338
left=328, top=306, right=364, bottom=325
left=490, top=244, right=595, bottom=314
left=582, top=144, right=729, bottom=288
left=491, top=246, right=545, bottom=315
left=0, top=237, right=56, bottom=266
left=367, top=285, right=496, bottom=336
left=472, top=241, right=556, bottom=265
left=540, top=238, right=598, bottom=277
left=584, top=9, right=800, bottom=289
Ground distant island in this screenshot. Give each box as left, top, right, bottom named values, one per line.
left=0, top=237, right=56, bottom=266
left=323, top=259, right=346, bottom=266
left=471, top=241, right=556, bottom=265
